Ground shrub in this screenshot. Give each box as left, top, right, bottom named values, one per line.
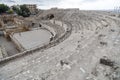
left=7, top=9, right=14, bottom=14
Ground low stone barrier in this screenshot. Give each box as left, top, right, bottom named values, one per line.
left=0, top=20, right=72, bottom=64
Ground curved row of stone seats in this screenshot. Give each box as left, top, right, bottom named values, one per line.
left=40, top=22, right=56, bottom=38
left=0, top=19, right=72, bottom=63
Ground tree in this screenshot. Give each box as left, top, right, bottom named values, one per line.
left=0, top=4, right=9, bottom=14
left=12, top=6, right=18, bottom=11
left=20, top=5, right=31, bottom=17
left=12, top=5, right=31, bottom=17
left=12, top=6, right=21, bottom=15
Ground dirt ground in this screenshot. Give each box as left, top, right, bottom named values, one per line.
left=0, top=10, right=120, bottom=80
left=0, top=36, right=19, bottom=56
left=12, top=29, right=51, bottom=50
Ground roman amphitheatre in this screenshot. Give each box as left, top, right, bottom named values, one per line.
left=0, top=8, right=120, bottom=80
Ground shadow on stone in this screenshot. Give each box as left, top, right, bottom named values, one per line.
left=100, top=57, right=114, bottom=67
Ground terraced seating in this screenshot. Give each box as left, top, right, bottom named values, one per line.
left=1, top=10, right=120, bottom=80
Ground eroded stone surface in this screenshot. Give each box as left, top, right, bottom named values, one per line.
left=0, top=10, right=120, bottom=80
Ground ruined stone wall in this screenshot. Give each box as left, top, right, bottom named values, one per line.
left=50, top=20, right=69, bottom=32
left=0, top=19, right=2, bottom=28
left=10, top=34, right=25, bottom=51
left=0, top=15, right=15, bottom=26
left=0, top=20, right=72, bottom=63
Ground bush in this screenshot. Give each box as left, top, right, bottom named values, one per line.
left=7, top=9, right=14, bottom=14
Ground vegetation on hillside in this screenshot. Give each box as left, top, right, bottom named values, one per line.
left=19, top=5, right=31, bottom=17
left=0, top=4, right=9, bottom=14
left=0, top=4, right=31, bottom=17
left=12, top=5, right=31, bottom=17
